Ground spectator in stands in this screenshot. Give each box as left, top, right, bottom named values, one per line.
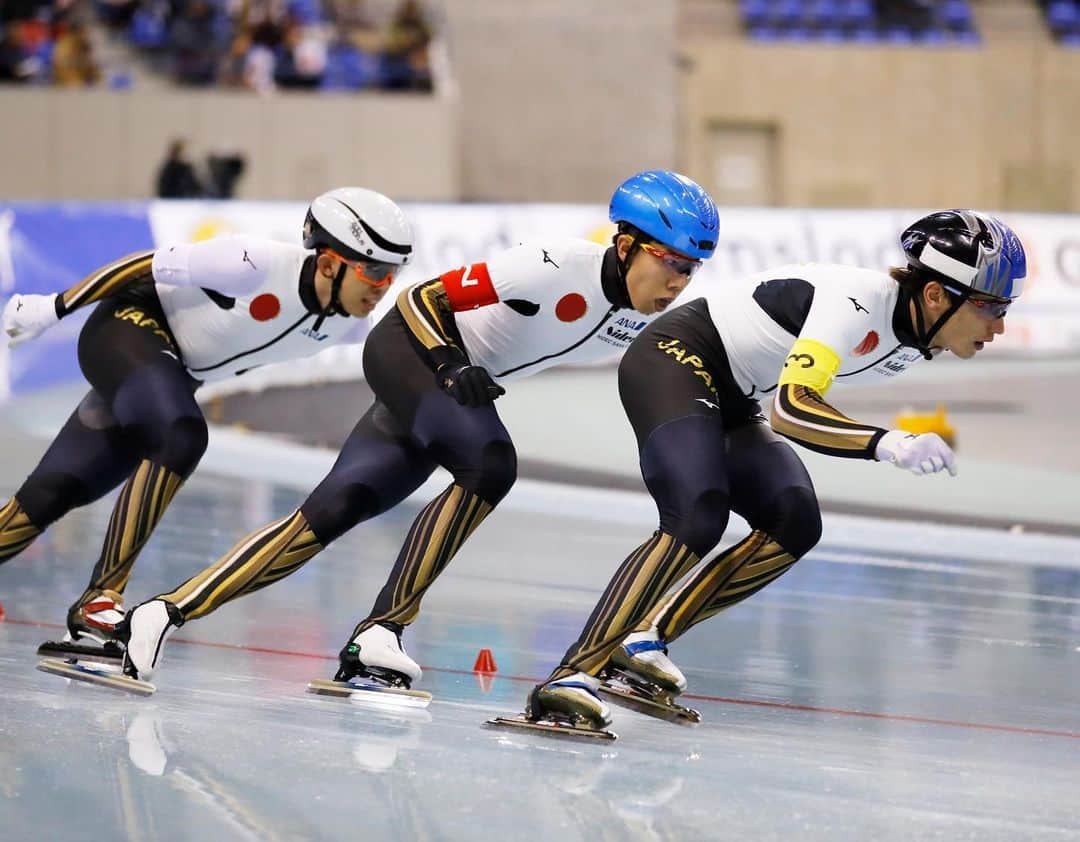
left=170, top=0, right=221, bottom=86
left=275, top=14, right=328, bottom=89
left=155, top=139, right=204, bottom=198
left=97, top=0, right=140, bottom=37
left=52, top=21, right=100, bottom=86
left=0, top=27, right=33, bottom=83
left=382, top=0, right=432, bottom=92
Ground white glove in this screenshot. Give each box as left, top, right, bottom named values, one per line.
left=3, top=293, right=60, bottom=348
left=875, top=430, right=957, bottom=476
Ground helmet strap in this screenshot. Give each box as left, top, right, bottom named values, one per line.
left=905, top=281, right=966, bottom=361
left=312, top=261, right=349, bottom=332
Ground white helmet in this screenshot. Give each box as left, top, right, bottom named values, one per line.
left=303, top=187, right=413, bottom=266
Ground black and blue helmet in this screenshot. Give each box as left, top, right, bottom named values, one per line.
left=609, top=171, right=719, bottom=260
left=901, top=210, right=1026, bottom=301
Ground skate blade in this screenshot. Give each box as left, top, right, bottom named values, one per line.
left=37, top=639, right=124, bottom=668
left=485, top=716, right=617, bottom=742
left=598, top=682, right=701, bottom=725
left=36, top=658, right=155, bottom=697
left=306, top=678, right=432, bottom=709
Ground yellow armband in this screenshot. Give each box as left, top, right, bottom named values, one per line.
left=777, top=338, right=841, bottom=396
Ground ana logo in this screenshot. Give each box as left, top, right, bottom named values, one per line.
left=615, top=317, right=646, bottom=330
left=249, top=294, right=281, bottom=322
left=852, top=330, right=879, bottom=356
left=555, top=293, right=588, bottom=322
left=301, top=327, right=329, bottom=342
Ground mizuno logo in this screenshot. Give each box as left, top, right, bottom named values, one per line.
left=161, top=350, right=178, bottom=360
left=242, top=250, right=257, bottom=270
left=542, top=250, right=559, bottom=268
left=695, top=398, right=719, bottom=410
left=16, top=300, right=23, bottom=311
left=849, top=297, right=868, bottom=314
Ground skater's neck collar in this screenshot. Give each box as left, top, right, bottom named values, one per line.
left=892, top=284, right=921, bottom=350
left=602, top=247, right=632, bottom=309
left=299, top=255, right=322, bottom=314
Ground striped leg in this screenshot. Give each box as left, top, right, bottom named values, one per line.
left=642, top=530, right=796, bottom=644
left=160, top=509, right=323, bottom=620
left=0, top=498, right=41, bottom=563
left=348, top=483, right=493, bottom=637
left=73, top=460, right=183, bottom=608
left=547, top=531, right=700, bottom=683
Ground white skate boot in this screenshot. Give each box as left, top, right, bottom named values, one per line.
left=487, top=672, right=616, bottom=741
left=307, top=623, right=431, bottom=708
left=599, top=628, right=701, bottom=725
left=121, top=599, right=185, bottom=682
left=609, top=628, right=687, bottom=694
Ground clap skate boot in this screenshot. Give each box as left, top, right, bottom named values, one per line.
left=37, top=599, right=182, bottom=696
left=37, top=590, right=127, bottom=667
left=307, top=623, right=431, bottom=708
left=486, top=672, right=617, bottom=741
left=598, top=629, right=701, bottom=724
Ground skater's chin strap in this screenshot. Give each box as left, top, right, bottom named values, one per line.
left=312, top=262, right=350, bottom=332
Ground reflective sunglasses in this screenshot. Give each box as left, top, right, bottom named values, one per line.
left=942, top=283, right=1011, bottom=320
left=326, top=249, right=398, bottom=288
left=639, top=242, right=702, bottom=278
left=965, top=295, right=1010, bottom=320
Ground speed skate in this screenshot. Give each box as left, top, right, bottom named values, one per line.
left=36, top=657, right=155, bottom=697
left=598, top=669, right=701, bottom=725
left=306, top=677, right=431, bottom=708
left=485, top=714, right=617, bottom=742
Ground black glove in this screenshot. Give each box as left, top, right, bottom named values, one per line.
left=436, top=363, right=505, bottom=407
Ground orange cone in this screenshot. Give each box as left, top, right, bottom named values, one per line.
left=475, top=672, right=495, bottom=694
left=472, top=647, right=497, bottom=673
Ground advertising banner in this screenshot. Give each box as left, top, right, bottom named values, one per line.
left=2, top=201, right=1077, bottom=400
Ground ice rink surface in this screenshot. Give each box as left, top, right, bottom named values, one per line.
left=2, top=469, right=1078, bottom=841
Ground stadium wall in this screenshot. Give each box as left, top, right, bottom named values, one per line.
left=0, top=88, right=460, bottom=201
left=681, top=40, right=1080, bottom=211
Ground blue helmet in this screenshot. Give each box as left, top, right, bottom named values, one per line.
left=901, top=210, right=1026, bottom=300
left=609, top=171, right=719, bottom=260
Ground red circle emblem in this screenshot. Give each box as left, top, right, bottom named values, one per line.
left=555, top=293, right=587, bottom=322
left=249, top=294, right=281, bottom=322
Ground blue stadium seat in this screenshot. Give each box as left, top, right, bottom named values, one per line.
left=321, top=45, right=379, bottom=90
left=740, top=0, right=770, bottom=27
left=748, top=25, right=784, bottom=42
left=128, top=8, right=168, bottom=50
left=941, top=0, right=973, bottom=28
left=808, top=0, right=842, bottom=27
left=1047, top=1, right=1080, bottom=33
left=770, top=0, right=803, bottom=28
left=839, top=0, right=874, bottom=27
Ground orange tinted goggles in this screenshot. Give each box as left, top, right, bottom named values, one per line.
left=639, top=242, right=702, bottom=277
left=326, top=249, right=399, bottom=288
